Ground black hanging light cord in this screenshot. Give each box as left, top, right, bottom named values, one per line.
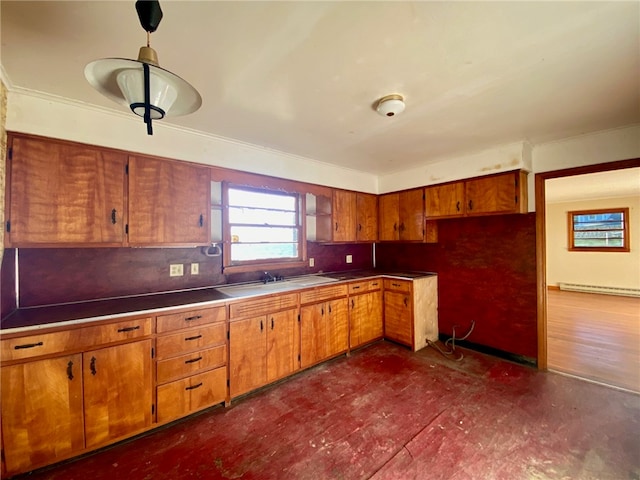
left=137, top=0, right=163, bottom=135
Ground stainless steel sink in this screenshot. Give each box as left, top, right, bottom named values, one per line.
left=215, top=275, right=338, bottom=298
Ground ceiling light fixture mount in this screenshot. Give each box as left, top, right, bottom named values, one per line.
left=84, top=0, right=202, bottom=135
left=376, top=94, right=405, bottom=117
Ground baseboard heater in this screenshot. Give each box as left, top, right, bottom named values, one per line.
left=558, top=282, right=640, bottom=298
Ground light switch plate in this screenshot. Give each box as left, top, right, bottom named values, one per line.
left=191, top=263, right=199, bottom=275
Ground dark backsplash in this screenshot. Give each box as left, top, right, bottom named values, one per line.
left=4, top=242, right=373, bottom=308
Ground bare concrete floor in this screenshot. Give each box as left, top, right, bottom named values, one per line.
left=17, top=342, right=640, bottom=480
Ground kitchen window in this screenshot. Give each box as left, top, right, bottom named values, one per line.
left=568, top=208, right=630, bottom=252
left=223, top=185, right=305, bottom=272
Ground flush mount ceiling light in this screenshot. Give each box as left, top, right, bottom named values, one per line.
left=84, top=0, right=202, bottom=135
left=376, top=94, right=405, bottom=117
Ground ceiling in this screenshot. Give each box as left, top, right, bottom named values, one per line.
left=546, top=167, right=640, bottom=204
left=1, top=1, right=639, bottom=175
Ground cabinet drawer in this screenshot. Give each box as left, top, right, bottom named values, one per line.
left=348, top=279, right=382, bottom=294
left=1, top=317, right=152, bottom=362
left=229, top=293, right=298, bottom=319
left=156, top=345, right=227, bottom=384
left=300, top=285, right=348, bottom=305
left=156, top=367, right=227, bottom=423
left=383, top=279, right=412, bottom=294
left=156, top=306, right=226, bottom=333
left=155, top=323, right=226, bottom=360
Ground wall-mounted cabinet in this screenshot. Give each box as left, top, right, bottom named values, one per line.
left=379, top=188, right=437, bottom=243
left=307, top=190, right=377, bottom=243
left=128, top=155, right=210, bottom=246
left=425, top=170, right=528, bottom=219
left=5, top=134, right=127, bottom=247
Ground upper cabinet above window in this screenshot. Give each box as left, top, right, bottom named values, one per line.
left=5, top=134, right=127, bottom=247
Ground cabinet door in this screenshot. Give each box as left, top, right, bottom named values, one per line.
left=300, top=303, right=327, bottom=368
left=350, top=291, right=383, bottom=348
left=1, top=355, right=84, bottom=475
left=356, top=193, right=378, bottom=242
left=229, top=316, right=267, bottom=398
left=384, top=291, right=413, bottom=347
left=128, top=155, right=209, bottom=246
left=7, top=135, right=126, bottom=246
left=425, top=182, right=465, bottom=219
left=465, top=172, right=521, bottom=215
left=378, top=193, right=400, bottom=241
left=332, top=190, right=357, bottom=242
left=83, top=340, right=152, bottom=448
left=266, top=309, right=299, bottom=383
left=327, top=298, right=349, bottom=357
left=398, top=188, right=425, bottom=241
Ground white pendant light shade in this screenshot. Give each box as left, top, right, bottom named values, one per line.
left=84, top=57, right=202, bottom=118
left=116, top=67, right=178, bottom=119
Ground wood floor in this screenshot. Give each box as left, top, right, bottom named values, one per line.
left=547, top=289, right=640, bottom=393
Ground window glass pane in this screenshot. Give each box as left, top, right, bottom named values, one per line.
left=229, top=207, right=297, bottom=226
left=231, top=226, right=298, bottom=243
left=570, top=209, right=628, bottom=250
left=231, top=243, right=299, bottom=261
left=228, top=189, right=296, bottom=211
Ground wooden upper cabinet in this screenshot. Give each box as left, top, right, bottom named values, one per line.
left=465, top=171, right=527, bottom=215
left=356, top=193, right=378, bottom=242
left=128, top=155, right=210, bottom=246
left=332, top=189, right=357, bottom=242
left=6, top=134, right=127, bottom=247
left=378, top=189, right=426, bottom=241
left=378, top=193, right=400, bottom=241
left=426, top=171, right=528, bottom=219
left=398, top=188, right=425, bottom=241
left=425, top=182, right=465, bottom=219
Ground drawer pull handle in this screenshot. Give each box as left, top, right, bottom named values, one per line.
left=456, top=201, right=460, bottom=212
left=351, top=299, right=354, bottom=309
left=260, top=320, right=264, bottom=332
left=185, top=335, right=203, bottom=341
left=468, top=200, right=473, bottom=210
left=184, top=356, right=203, bottom=364
left=392, top=283, right=401, bottom=287
left=335, top=222, right=339, bottom=231
left=404, top=298, right=408, bottom=307
left=185, top=382, right=203, bottom=391
left=90, top=356, right=97, bottom=376
left=111, top=208, right=117, bottom=224
left=184, top=315, right=203, bottom=322
left=67, top=361, right=74, bottom=380
left=352, top=286, right=360, bottom=290
left=372, top=283, right=379, bottom=286
left=271, top=318, right=274, bottom=330
left=199, top=214, right=204, bottom=227
left=14, top=341, right=43, bottom=350
left=117, top=326, right=140, bottom=333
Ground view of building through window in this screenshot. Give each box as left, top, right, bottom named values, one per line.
left=568, top=208, right=629, bottom=251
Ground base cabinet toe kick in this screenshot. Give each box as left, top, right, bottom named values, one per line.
left=0, top=274, right=437, bottom=477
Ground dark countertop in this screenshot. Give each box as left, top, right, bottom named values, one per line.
left=1, top=270, right=435, bottom=334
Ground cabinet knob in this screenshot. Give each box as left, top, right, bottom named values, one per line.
left=456, top=201, right=460, bottom=212
left=111, top=209, right=117, bottom=224
left=90, top=356, right=97, bottom=376
left=199, top=214, right=204, bottom=227
left=468, top=200, right=473, bottom=211
left=67, top=361, right=74, bottom=381
left=335, top=222, right=339, bottom=232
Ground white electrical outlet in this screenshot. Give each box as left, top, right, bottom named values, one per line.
left=309, top=257, right=315, bottom=267
left=191, top=263, right=199, bottom=275
left=346, top=254, right=353, bottom=264
left=169, top=264, right=184, bottom=277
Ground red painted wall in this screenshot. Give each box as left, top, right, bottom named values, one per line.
left=376, top=213, right=537, bottom=360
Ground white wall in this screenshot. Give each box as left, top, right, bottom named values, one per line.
left=546, top=196, right=640, bottom=290
left=6, top=89, right=379, bottom=194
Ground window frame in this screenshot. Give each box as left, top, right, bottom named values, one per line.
left=567, top=207, right=630, bottom=253
left=222, top=183, right=307, bottom=273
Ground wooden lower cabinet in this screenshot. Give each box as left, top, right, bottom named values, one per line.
left=154, top=306, right=228, bottom=422
left=383, top=277, right=438, bottom=351
left=1, top=354, right=84, bottom=475
left=229, top=308, right=299, bottom=398
left=300, top=298, right=348, bottom=368
left=350, top=289, right=383, bottom=349
left=157, top=367, right=227, bottom=423
left=83, top=340, right=153, bottom=448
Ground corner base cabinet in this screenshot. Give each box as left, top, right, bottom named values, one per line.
left=383, top=276, right=438, bottom=352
